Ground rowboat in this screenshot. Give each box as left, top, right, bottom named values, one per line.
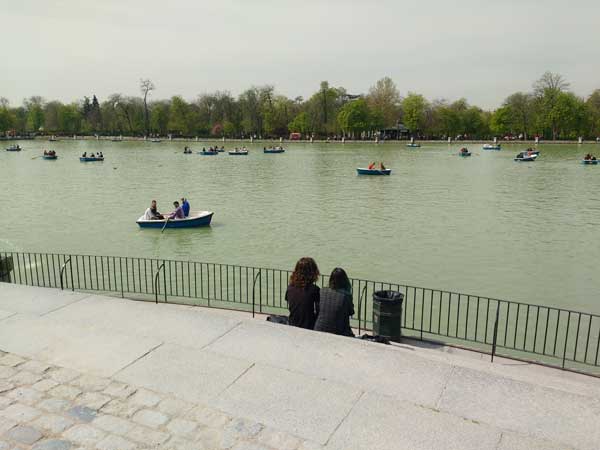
left=459, top=151, right=472, bottom=157
left=183, top=151, right=193, bottom=154
left=136, top=211, right=214, bottom=229
left=357, top=168, right=392, bottom=175
left=150, top=139, right=162, bottom=143
left=216, top=148, right=225, bottom=153
left=229, top=150, right=248, bottom=155
left=5, top=145, right=21, bottom=152
left=582, top=159, right=599, bottom=165
left=264, top=148, right=285, bottom=153
left=514, top=153, right=538, bottom=162
left=48, top=137, right=58, bottom=142
left=43, top=155, right=58, bottom=160
left=199, top=151, right=219, bottom=155
left=483, top=144, right=501, bottom=150
left=406, top=143, right=420, bottom=148
left=80, top=157, right=104, bottom=162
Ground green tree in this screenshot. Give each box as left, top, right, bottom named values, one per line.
left=24, top=96, right=45, bottom=132
left=585, top=90, right=600, bottom=137
left=288, top=112, right=310, bottom=135
left=402, top=93, right=427, bottom=136
left=168, top=96, right=191, bottom=135
left=337, top=99, right=372, bottom=138
left=0, top=98, right=16, bottom=134
left=490, top=106, right=512, bottom=135
left=533, top=72, right=570, bottom=139
left=58, top=103, right=82, bottom=134
left=503, top=92, right=534, bottom=139
left=366, top=77, right=401, bottom=128
left=150, top=101, right=170, bottom=135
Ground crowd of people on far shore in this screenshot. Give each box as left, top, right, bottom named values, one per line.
left=285, top=257, right=355, bottom=337
left=143, top=198, right=190, bottom=220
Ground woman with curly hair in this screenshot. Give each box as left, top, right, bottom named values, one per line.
left=285, top=257, right=320, bottom=329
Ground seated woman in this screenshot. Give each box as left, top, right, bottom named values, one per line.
left=314, top=268, right=355, bottom=337
left=368, top=162, right=375, bottom=170
left=285, top=257, right=320, bottom=329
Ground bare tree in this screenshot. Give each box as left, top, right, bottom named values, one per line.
left=533, top=72, right=569, bottom=97
left=140, top=79, right=155, bottom=136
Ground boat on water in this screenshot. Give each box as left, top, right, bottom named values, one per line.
left=183, top=150, right=193, bottom=154
left=43, top=154, right=58, bottom=160
left=514, top=152, right=538, bottom=162
left=136, top=211, right=214, bottom=229
left=48, top=136, right=58, bottom=142
left=111, top=138, right=123, bottom=142
left=406, top=143, right=420, bottom=148
left=229, top=150, right=248, bottom=155
left=5, top=144, right=21, bottom=152
left=357, top=168, right=392, bottom=176
left=459, top=149, right=472, bottom=157
left=80, top=157, right=104, bottom=162
left=582, top=159, right=599, bottom=165
left=150, top=138, right=162, bottom=143
left=483, top=144, right=501, bottom=150
left=199, top=150, right=219, bottom=155
left=264, top=148, right=285, bottom=154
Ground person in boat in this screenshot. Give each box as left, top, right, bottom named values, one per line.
left=98, top=152, right=103, bottom=158
left=168, top=201, right=185, bottom=220
left=380, top=162, right=386, bottom=170
left=184, top=146, right=189, bottom=153
left=263, top=147, right=267, bottom=151
left=314, top=267, right=355, bottom=337
left=202, top=147, right=206, bottom=152
left=220, top=146, right=225, bottom=151
left=181, top=198, right=190, bottom=217
left=82, top=152, right=87, bottom=157
left=584, top=154, right=592, bottom=160
left=143, top=200, right=164, bottom=220
left=368, top=162, right=376, bottom=170
left=286, top=257, right=320, bottom=330
left=461, top=147, right=468, bottom=153
left=90, top=153, right=95, bottom=158
left=44, top=150, right=48, bottom=155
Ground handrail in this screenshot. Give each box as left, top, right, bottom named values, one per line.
left=154, top=262, right=166, bottom=304
left=59, top=257, right=73, bottom=291
left=357, top=285, right=368, bottom=335
left=252, top=269, right=261, bottom=318
left=491, top=304, right=500, bottom=363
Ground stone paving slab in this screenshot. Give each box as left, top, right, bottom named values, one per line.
left=0, top=310, right=14, bottom=322
left=325, top=391, right=501, bottom=450
left=207, top=320, right=452, bottom=407
left=115, top=344, right=253, bottom=404
left=438, top=366, right=600, bottom=450
left=217, top=363, right=363, bottom=444
left=0, top=284, right=88, bottom=316
left=0, top=315, right=161, bottom=377
left=46, top=295, right=242, bottom=350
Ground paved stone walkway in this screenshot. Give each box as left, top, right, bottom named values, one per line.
left=0, top=350, right=318, bottom=450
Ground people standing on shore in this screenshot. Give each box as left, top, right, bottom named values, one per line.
left=286, top=257, right=320, bottom=329
left=314, top=268, right=355, bottom=337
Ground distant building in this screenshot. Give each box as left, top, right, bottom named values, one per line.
left=379, top=123, right=410, bottom=140
left=341, top=93, right=362, bottom=102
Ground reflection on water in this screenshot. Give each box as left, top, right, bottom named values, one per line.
left=1, top=139, right=600, bottom=313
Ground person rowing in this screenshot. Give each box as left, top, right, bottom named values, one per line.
left=168, top=201, right=185, bottom=220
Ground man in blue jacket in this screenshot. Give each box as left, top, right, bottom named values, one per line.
left=181, top=198, right=190, bottom=217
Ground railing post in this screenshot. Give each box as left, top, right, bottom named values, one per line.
left=358, top=285, right=367, bottom=335
left=252, top=270, right=261, bottom=318
left=562, top=312, right=571, bottom=369
left=491, top=303, right=500, bottom=363
left=59, top=257, right=72, bottom=291
left=154, top=262, right=165, bottom=304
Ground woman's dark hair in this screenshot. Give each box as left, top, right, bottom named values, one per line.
left=289, top=257, right=320, bottom=288
left=329, top=267, right=351, bottom=293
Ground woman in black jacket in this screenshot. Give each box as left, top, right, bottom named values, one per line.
left=314, top=268, right=355, bottom=337
left=285, top=257, right=320, bottom=329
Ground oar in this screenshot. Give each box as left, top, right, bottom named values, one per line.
left=31, top=156, right=41, bottom=160
left=161, top=217, right=170, bottom=233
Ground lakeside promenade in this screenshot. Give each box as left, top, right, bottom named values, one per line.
left=1, top=283, right=599, bottom=449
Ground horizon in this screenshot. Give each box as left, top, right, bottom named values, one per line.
left=3, top=0, right=600, bottom=109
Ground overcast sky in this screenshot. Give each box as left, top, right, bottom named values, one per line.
left=2, top=0, right=599, bottom=109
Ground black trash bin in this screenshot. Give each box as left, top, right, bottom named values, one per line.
left=0, top=255, right=13, bottom=283
left=372, top=290, right=403, bottom=342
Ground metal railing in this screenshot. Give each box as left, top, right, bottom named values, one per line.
left=1, top=251, right=599, bottom=376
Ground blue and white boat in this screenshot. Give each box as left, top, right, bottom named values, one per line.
left=514, top=152, right=538, bottom=162
left=406, top=143, right=420, bottom=148
left=264, top=148, right=285, bottom=153
left=582, top=159, right=599, bottom=165
left=5, top=144, right=21, bottom=151
left=199, top=150, right=219, bottom=155
left=229, top=150, right=248, bottom=155
left=483, top=144, right=501, bottom=150
left=459, top=149, right=472, bottom=157
left=136, top=211, right=214, bottom=229
left=80, top=156, right=104, bottom=162
left=43, top=154, right=58, bottom=160
left=357, top=168, right=392, bottom=176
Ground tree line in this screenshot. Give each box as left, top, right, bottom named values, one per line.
left=1, top=73, right=599, bottom=140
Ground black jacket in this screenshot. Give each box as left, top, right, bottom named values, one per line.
left=314, top=287, right=355, bottom=337
left=286, top=284, right=320, bottom=329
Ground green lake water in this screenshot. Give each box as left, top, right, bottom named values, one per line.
left=1, top=139, right=599, bottom=314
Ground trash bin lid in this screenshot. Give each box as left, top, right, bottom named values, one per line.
left=373, top=290, right=403, bottom=303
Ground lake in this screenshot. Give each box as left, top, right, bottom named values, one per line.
left=1, top=139, right=599, bottom=314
